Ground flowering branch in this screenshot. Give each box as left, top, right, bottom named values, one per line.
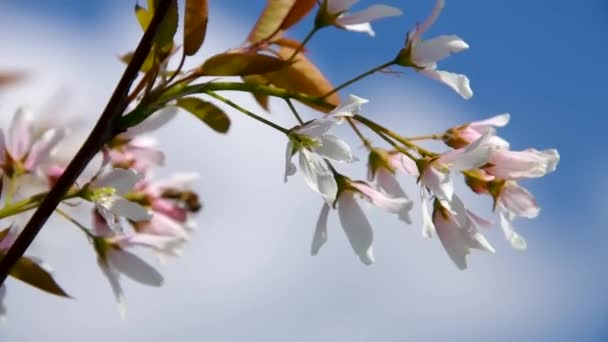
left=0, top=0, right=176, bottom=286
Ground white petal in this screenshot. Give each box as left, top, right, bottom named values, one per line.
left=97, top=257, right=127, bottom=319
left=375, top=169, right=413, bottom=224
left=421, top=165, right=454, bottom=201
left=316, top=134, right=356, bottom=162
left=439, top=128, right=498, bottom=171
left=95, top=168, right=142, bottom=195
left=298, top=150, right=338, bottom=203
left=418, top=68, right=473, bottom=99
left=338, top=23, right=375, bottom=36
left=24, top=128, right=65, bottom=170
left=311, top=203, right=331, bottom=255
left=121, top=106, right=178, bottom=139
left=327, top=0, right=358, bottom=14
left=107, top=249, right=164, bottom=286
left=337, top=193, right=374, bottom=265
left=337, top=4, right=402, bottom=28
left=284, top=141, right=297, bottom=182
left=327, top=94, right=369, bottom=118
left=113, top=233, right=185, bottom=257
left=498, top=211, right=527, bottom=250
left=413, top=35, right=469, bottom=65
left=470, top=113, right=511, bottom=129
left=8, top=108, right=33, bottom=159
left=421, top=190, right=435, bottom=238
left=107, top=197, right=152, bottom=222
left=96, top=203, right=124, bottom=233
left=409, top=0, right=444, bottom=43
left=0, top=285, right=7, bottom=320
left=296, top=119, right=335, bottom=137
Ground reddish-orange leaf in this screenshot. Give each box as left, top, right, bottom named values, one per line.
left=183, top=0, right=208, bottom=56
left=200, top=52, right=291, bottom=76
left=0, top=71, right=25, bottom=88
left=280, top=0, right=317, bottom=30
left=264, top=47, right=340, bottom=112
left=242, top=75, right=271, bottom=111
left=248, top=0, right=296, bottom=44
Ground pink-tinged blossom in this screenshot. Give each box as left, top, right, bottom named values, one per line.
left=285, top=95, right=366, bottom=202
left=432, top=196, right=495, bottom=270
left=311, top=178, right=411, bottom=265
left=321, top=0, right=402, bottom=36
left=367, top=150, right=415, bottom=223
left=87, top=168, right=152, bottom=233
left=108, top=106, right=177, bottom=172
left=421, top=129, right=500, bottom=203
left=398, top=0, right=472, bottom=99
left=486, top=148, right=560, bottom=180
left=494, top=181, right=541, bottom=250
left=132, top=173, right=201, bottom=241
left=95, top=236, right=165, bottom=318
left=444, top=113, right=511, bottom=149
left=0, top=108, right=65, bottom=175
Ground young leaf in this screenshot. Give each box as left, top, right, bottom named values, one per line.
left=184, top=0, right=209, bottom=56
left=135, top=3, right=153, bottom=31
left=280, top=0, right=316, bottom=31
left=1, top=254, right=71, bottom=298
left=264, top=47, right=340, bottom=112
left=248, top=0, right=295, bottom=44
left=200, top=52, right=290, bottom=76
left=155, top=0, right=179, bottom=51
left=119, top=51, right=156, bottom=73
left=177, top=97, right=230, bottom=133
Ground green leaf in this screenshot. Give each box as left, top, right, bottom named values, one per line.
left=119, top=51, right=156, bottom=73
left=201, top=52, right=290, bottom=76
left=183, top=0, right=209, bottom=56
left=177, top=97, right=230, bottom=133
left=156, top=0, right=179, bottom=51
left=0, top=253, right=71, bottom=298
left=242, top=75, right=270, bottom=111
left=134, top=3, right=153, bottom=31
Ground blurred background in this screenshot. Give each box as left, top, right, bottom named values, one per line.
left=0, top=0, right=607, bottom=341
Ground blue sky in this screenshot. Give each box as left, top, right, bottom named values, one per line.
left=1, top=0, right=607, bottom=341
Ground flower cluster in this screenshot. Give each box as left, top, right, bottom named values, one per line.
left=0, top=0, right=559, bottom=321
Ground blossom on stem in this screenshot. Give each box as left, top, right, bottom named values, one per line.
left=311, top=175, right=411, bottom=265
left=0, top=108, right=65, bottom=176
left=444, top=113, right=511, bottom=149
left=85, top=168, right=152, bottom=233
left=432, top=195, right=495, bottom=270
left=367, top=148, right=415, bottom=223
left=284, top=95, right=366, bottom=203
left=317, top=0, right=402, bottom=36
left=395, top=0, right=472, bottom=99
left=107, top=106, right=178, bottom=172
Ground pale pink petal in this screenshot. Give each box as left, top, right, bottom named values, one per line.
left=351, top=181, right=411, bottom=214
left=106, top=197, right=152, bottom=222
left=327, top=0, right=358, bottom=14
left=469, top=113, right=511, bottom=130
left=121, top=106, right=178, bottom=139
left=112, top=234, right=184, bottom=257
left=467, top=210, right=493, bottom=228
left=316, top=134, right=356, bottom=162
left=24, top=128, right=65, bottom=170
left=0, top=130, right=6, bottom=166
left=413, top=35, right=469, bottom=66
left=107, top=248, right=164, bottom=286
left=151, top=198, right=188, bottom=222
left=498, top=211, right=527, bottom=250
left=95, top=168, right=142, bottom=195
left=284, top=141, right=297, bottom=182
left=8, top=108, right=33, bottom=159
left=337, top=193, right=374, bottom=265
left=418, top=68, right=473, bottom=99
left=487, top=148, right=559, bottom=179
left=421, top=190, right=435, bottom=238
left=409, top=0, right=445, bottom=43
left=421, top=165, right=453, bottom=201
left=375, top=169, right=413, bottom=223
left=137, top=213, right=189, bottom=240
left=439, top=128, right=498, bottom=171
left=97, top=257, right=127, bottom=319
left=499, top=182, right=540, bottom=219
left=389, top=152, right=419, bottom=177
left=311, top=203, right=330, bottom=255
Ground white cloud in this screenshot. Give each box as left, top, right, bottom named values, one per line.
left=0, top=3, right=605, bottom=342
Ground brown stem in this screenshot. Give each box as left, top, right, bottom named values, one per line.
left=0, top=0, right=175, bottom=285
